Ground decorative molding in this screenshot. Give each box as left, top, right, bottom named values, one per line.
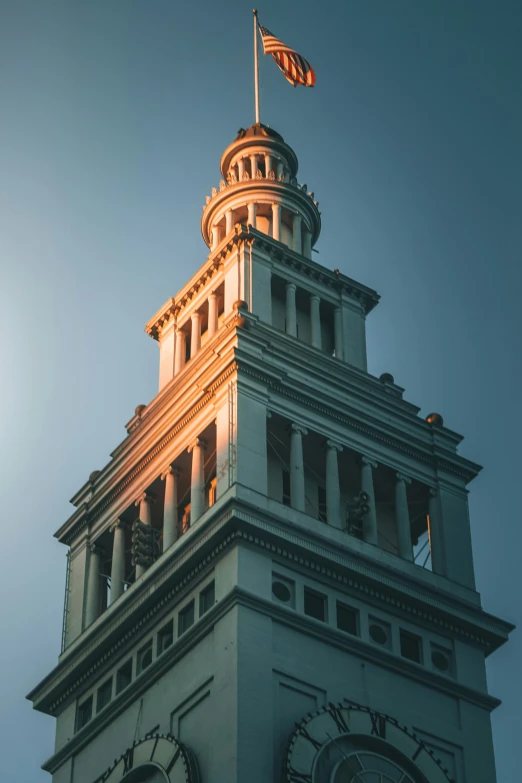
left=61, top=363, right=239, bottom=545
left=31, top=500, right=511, bottom=721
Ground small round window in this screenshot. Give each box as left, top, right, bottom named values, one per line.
left=431, top=650, right=450, bottom=672
left=272, top=581, right=291, bottom=602
left=369, top=624, right=388, bottom=645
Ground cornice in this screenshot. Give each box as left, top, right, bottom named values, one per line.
left=57, top=361, right=239, bottom=545
left=144, top=297, right=177, bottom=341
left=57, top=312, right=480, bottom=546
left=243, top=225, right=380, bottom=314
left=32, top=495, right=512, bottom=720
left=39, top=582, right=501, bottom=775
left=231, top=322, right=481, bottom=483
left=143, top=223, right=380, bottom=345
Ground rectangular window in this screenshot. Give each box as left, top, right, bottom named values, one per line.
left=304, top=588, right=327, bottom=622
left=178, top=600, right=195, bottom=636
left=282, top=470, right=291, bottom=506
left=336, top=601, right=359, bottom=635
left=76, top=695, right=93, bottom=731
left=157, top=620, right=174, bottom=655
left=116, top=659, right=132, bottom=694
left=199, top=581, right=215, bottom=617
left=96, top=678, right=112, bottom=712
left=400, top=630, right=422, bottom=663
left=137, top=640, right=153, bottom=674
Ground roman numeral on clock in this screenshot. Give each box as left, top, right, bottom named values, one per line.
left=327, top=703, right=350, bottom=734
left=122, top=746, right=134, bottom=774
left=296, top=723, right=322, bottom=750
left=370, top=712, right=386, bottom=738
left=287, top=766, right=313, bottom=783
left=149, top=735, right=159, bottom=761
left=165, top=747, right=181, bottom=774
left=412, top=743, right=425, bottom=761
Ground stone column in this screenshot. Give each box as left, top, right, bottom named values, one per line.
left=325, top=440, right=343, bottom=529
left=250, top=154, right=258, bottom=178
left=395, top=473, right=413, bottom=561
left=334, top=307, right=344, bottom=360
left=310, top=294, right=321, bottom=349
left=303, top=229, right=312, bottom=260
left=276, top=160, right=284, bottom=179
left=135, top=493, right=153, bottom=578
left=174, top=330, right=186, bottom=374
left=162, top=466, right=179, bottom=551
left=428, top=488, right=445, bottom=575
left=293, top=214, right=302, bottom=254
left=211, top=226, right=221, bottom=250
left=191, top=311, right=201, bottom=358
left=238, top=158, right=245, bottom=179
left=225, top=208, right=234, bottom=234
left=247, top=202, right=257, bottom=228
left=85, top=544, right=103, bottom=627
left=271, top=203, right=281, bottom=242
left=208, top=293, right=218, bottom=337
left=290, top=424, right=307, bottom=512
left=264, top=153, right=271, bottom=177
left=189, top=438, right=206, bottom=524
left=110, top=521, right=126, bottom=604
left=285, top=282, right=297, bottom=337
left=361, top=457, right=378, bottom=546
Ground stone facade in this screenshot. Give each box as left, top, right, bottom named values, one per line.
left=28, top=124, right=513, bottom=783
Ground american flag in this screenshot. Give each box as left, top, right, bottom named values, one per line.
left=258, top=23, right=316, bottom=88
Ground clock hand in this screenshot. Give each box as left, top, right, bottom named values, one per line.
left=325, top=732, right=349, bottom=761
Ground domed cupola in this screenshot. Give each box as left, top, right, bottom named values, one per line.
left=201, top=123, right=321, bottom=258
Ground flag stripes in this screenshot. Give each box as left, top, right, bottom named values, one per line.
left=258, top=24, right=316, bottom=87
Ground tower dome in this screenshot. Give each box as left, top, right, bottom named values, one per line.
left=201, top=123, right=321, bottom=258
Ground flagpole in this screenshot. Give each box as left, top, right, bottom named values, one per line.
left=253, top=9, right=260, bottom=124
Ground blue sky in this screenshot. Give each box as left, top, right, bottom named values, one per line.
left=0, top=1, right=520, bottom=780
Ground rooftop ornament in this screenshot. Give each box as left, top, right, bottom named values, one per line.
left=426, top=412, right=444, bottom=427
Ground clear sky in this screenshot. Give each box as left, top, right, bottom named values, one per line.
left=1, top=1, right=520, bottom=780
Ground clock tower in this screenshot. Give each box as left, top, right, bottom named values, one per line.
left=28, top=123, right=513, bottom=783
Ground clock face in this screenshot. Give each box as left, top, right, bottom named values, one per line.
left=93, top=733, right=200, bottom=783
left=285, top=701, right=454, bottom=783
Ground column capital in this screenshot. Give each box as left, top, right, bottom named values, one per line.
left=326, top=439, right=343, bottom=452
left=266, top=410, right=273, bottom=419
left=191, top=310, right=201, bottom=321
left=285, top=281, right=297, bottom=292
left=361, top=455, right=378, bottom=469
left=310, top=293, right=320, bottom=303
left=161, top=465, right=180, bottom=481
left=89, top=543, right=104, bottom=557
left=291, top=423, right=308, bottom=437
left=109, top=519, right=125, bottom=533
left=135, top=491, right=155, bottom=507
left=188, top=437, right=207, bottom=453
left=429, top=487, right=439, bottom=499
left=396, top=472, right=412, bottom=485
left=208, top=291, right=218, bottom=300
